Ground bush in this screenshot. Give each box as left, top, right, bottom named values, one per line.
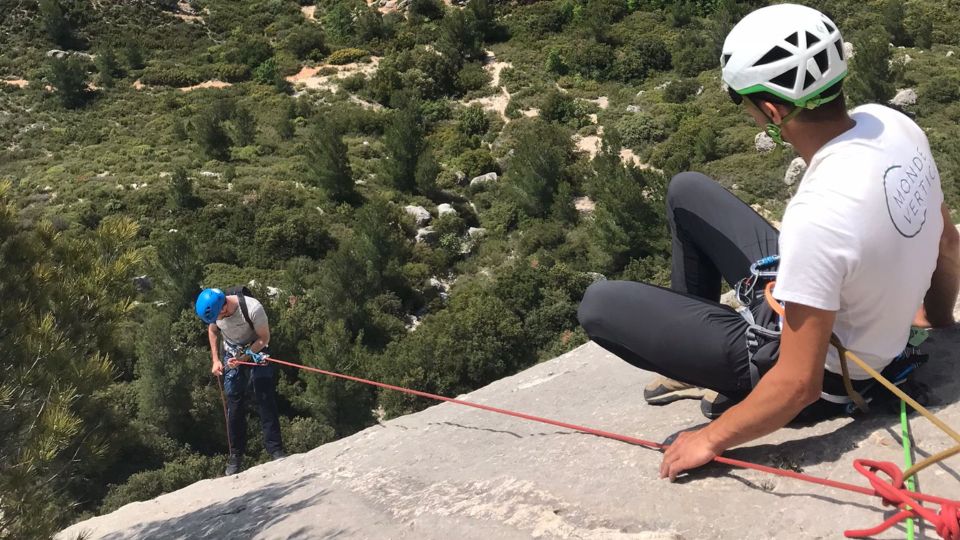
left=210, top=63, right=251, bottom=82
left=616, top=113, right=665, bottom=152
left=662, top=78, right=700, bottom=103
left=609, top=37, right=672, bottom=82
left=540, top=89, right=586, bottom=127
left=457, top=104, right=490, bottom=137
left=283, top=24, right=328, bottom=60
left=326, top=48, right=369, bottom=65
left=140, top=64, right=204, bottom=87
left=100, top=455, right=222, bottom=513
left=452, top=148, right=499, bottom=179
left=456, top=62, right=490, bottom=93
left=339, top=72, right=367, bottom=93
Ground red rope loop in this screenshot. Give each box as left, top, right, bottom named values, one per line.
left=845, top=460, right=960, bottom=539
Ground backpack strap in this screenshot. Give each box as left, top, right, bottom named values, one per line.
left=235, top=294, right=257, bottom=335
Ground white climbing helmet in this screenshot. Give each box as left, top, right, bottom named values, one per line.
left=721, top=4, right=847, bottom=108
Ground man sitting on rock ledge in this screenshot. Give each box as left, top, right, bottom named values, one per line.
left=578, top=4, right=959, bottom=480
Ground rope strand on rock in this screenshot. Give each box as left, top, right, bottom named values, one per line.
left=234, top=356, right=960, bottom=538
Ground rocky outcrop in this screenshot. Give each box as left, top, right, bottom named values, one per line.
left=470, top=172, right=499, bottom=187
left=405, top=205, right=432, bottom=226
left=754, top=131, right=776, bottom=153
left=784, top=157, right=806, bottom=186
left=59, top=312, right=960, bottom=540
left=890, top=88, right=918, bottom=107
left=437, top=203, right=457, bottom=216
left=415, top=226, right=438, bottom=244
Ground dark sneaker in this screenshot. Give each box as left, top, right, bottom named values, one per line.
left=700, top=391, right=737, bottom=420
left=643, top=376, right=708, bottom=405
left=270, top=450, right=287, bottom=460
left=225, top=453, right=242, bottom=475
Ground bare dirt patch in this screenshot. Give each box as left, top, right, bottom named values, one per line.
left=464, top=51, right=514, bottom=122
left=2, top=78, right=28, bottom=88
left=166, top=0, right=204, bottom=22
left=301, top=5, right=317, bottom=20
left=286, top=58, right=383, bottom=109
left=179, top=80, right=232, bottom=92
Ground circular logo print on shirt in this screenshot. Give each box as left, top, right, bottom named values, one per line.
left=883, top=154, right=935, bottom=238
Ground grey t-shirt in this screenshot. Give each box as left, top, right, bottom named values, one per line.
left=216, top=295, right=268, bottom=346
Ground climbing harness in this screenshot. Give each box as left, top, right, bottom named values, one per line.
left=234, top=353, right=960, bottom=538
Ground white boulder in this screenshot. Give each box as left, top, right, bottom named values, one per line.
left=784, top=157, right=807, bottom=186
left=405, top=205, right=432, bottom=226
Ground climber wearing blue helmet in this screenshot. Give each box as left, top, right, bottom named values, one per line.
left=196, top=286, right=285, bottom=475
left=195, top=287, right=227, bottom=324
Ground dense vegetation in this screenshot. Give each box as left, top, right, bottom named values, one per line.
left=1, top=0, right=958, bottom=537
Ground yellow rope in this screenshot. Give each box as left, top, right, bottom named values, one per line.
left=835, top=335, right=960, bottom=479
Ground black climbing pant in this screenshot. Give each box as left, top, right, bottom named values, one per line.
left=222, top=343, right=283, bottom=455
left=577, top=172, right=875, bottom=405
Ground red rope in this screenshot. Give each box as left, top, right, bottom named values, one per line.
left=236, top=357, right=960, bottom=538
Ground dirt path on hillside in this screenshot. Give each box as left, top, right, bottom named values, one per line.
left=464, top=51, right=513, bottom=122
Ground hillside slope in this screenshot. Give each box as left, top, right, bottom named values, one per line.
left=60, top=315, right=960, bottom=539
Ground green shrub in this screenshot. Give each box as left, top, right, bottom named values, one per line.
left=452, top=148, right=499, bottom=178
left=210, top=63, right=251, bottom=82
left=662, top=78, right=701, bottom=103
left=140, top=64, right=204, bottom=87
left=283, top=24, right=328, bottom=60
left=100, top=455, right=222, bottom=513
left=616, top=112, right=665, bottom=151
left=326, top=48, right=368, bottom=65
left=456, top=61, right=490, bottom=93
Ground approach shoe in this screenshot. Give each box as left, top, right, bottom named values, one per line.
left=225, top=453, right=242, bottom=475
left=643, top=376, right=708, bottom=405
left=270, top=450, right=287, bottom=460
left=700, top=391, right=738, bottom=420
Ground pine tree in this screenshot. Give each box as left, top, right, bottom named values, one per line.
left=415, top=145, right=440, bottom=196
left=38, top=0, right=72, bottom=47
left=305, top=124, right=357, bottom=203
left=230, top=105, right=257, bottom=147
left=847, top=26, right=895, bottom=105
left=47, top=56, right=89, bottom=109
left=0, top=184, right=141, bottom=538
left=95, top=47, right=122, bottom=88
left=383, top=98, right=424, bottom=192
left=191, top=101, right=233, bottom=160
left=167, top=167, right=195, bottom=210
left=507, top=120, right=571, bottom=218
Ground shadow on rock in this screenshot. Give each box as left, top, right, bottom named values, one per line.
left=87, top=474, right=332, bottom=540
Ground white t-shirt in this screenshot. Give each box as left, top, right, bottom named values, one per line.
left=216, top=295, right=268, bottom=346
left=774, top=104, right=943, bottom=379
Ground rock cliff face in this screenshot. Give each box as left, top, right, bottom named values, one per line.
left=61, top=321, right=960, bottom=539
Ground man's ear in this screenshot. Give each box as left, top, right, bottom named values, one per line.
left=758, top=100, right=786, bottom=124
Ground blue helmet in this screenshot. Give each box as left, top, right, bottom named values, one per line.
left=196, top=288, right=226, bottom=324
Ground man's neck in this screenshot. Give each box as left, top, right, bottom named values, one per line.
left=224, top=296, right=239, bottom=317
left=788, top=113, right=856, bottom=164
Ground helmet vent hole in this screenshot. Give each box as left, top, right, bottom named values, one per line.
left=722, top=53, right=732, bottom=67
left=834, top=39, right=844, bottom=60
left=814, top=49, right=829, bottom=73
left=823, top=19, right=836, bottom=33
left=803, top=70, right=817, bottom=90
left=753, top=46, right=792, bottom=66
left=785, top=32, right=799, bottom=47
left=805, top=31, right=821, bottom=47
left=769, top=67, right=798, bottom=89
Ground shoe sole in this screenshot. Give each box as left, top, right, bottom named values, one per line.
left=644, top=387, right=708, bottom=405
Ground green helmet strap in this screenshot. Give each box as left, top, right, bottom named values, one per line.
left=765, top=123, right=785, bottom=146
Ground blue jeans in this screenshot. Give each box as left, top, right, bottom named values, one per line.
left=222, top=342, right=282, bottom=455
